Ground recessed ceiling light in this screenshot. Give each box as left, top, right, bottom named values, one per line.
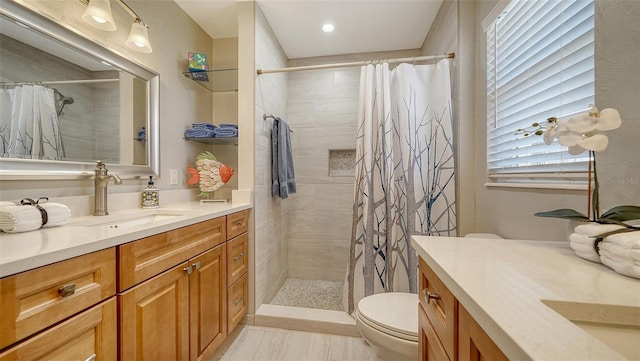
left=322, top=24, right=335, bottom=33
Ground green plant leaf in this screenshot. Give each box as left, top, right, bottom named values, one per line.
left=534, top=209, right=591, bottom=221
left=599, top=205, right=640, bottom=222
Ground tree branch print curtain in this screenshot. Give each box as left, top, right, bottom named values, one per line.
left=344, top=59, right=455, bottom=314
left=0, top=85, right=64, bottom=160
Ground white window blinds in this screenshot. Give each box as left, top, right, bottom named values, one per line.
left=486, top=0, right=594, bottom=184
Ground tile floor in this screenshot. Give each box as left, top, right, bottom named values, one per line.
left=215, top=325, right=375, bottom=361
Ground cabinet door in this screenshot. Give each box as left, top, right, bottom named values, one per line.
left=0, top=297, right=116, bottom=361
left=0, top=248, right=115, bottom=349
left=458, top=305, right=508, bottom=361
left=419, top=305, right=451, bottom=361
left=189, top=244, right=227, bottom=361
left=119, top=262, right=190, bottom=361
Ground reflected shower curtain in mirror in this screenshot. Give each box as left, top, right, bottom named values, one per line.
left=0, top=85, right=64, bottom=160
left=344, top=60, right=456, bottom=314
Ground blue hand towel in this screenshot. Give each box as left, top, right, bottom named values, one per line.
left=213, top=127, right=238, bottom=138
left=185, top=128, right=215, bottom=138
left=219, top=123, right=238, bottom=129
left=271, top=118, right=296, bottom=199
left=192, top=122, right=217, bottom=130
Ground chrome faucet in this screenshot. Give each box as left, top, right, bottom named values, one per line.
left=94, top=160, right=122, bottom=216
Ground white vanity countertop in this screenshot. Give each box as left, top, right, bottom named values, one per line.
left=0, top=201, right=252, bottom=278
left=411, top=236, right=640, bottom=361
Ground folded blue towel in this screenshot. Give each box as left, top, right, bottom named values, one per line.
left=219, top=123, right=238, bottom=129
left=192, top=122, right=217, bottom=130
left=213, top=127, right=238, bottom=138
left=137, top=127, right=146, bottom=140
left=185, top=128, right=215, bottom=138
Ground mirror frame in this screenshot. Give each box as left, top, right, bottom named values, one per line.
left=0, top=0, right=159, bottom=180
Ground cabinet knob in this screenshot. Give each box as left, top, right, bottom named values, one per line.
left=184, top=265, right=193, bottom=275
left=85, top=354, right=97, bottom=361
left=234, top=296, right=244, bottom=306
left=423, top=288, right=440, bottom=303
left=193, top=261, right=201, bottom=270
left=233, top=253, right=244, bottom=261
left=58, top=284, right=76, bottom=298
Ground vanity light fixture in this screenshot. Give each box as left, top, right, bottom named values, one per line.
left=82, top=0, right=116, bottom=31
left=81, top=0, right=152, bottom=53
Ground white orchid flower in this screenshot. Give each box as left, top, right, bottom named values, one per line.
left=543, top=106, right=622, bottom=154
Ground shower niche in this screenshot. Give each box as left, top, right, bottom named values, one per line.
left=328, top=149, right=356, bottom=177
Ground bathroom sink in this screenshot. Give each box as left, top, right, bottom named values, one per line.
left=542, top=300, right=640, bottom=360
left=68, top=209, right=200, bottom=230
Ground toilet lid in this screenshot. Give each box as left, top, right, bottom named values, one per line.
left=357, top=292, right=418, bottom=341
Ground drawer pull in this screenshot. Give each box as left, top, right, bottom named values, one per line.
left=58, top=284, right=76, bottom=298
left=193, top=261, right=201, bottom=270
left=184, top=265, right=192, bottom=275
left=85, top=354, right=97, bottom=361
left=234, top=296, right=244, bottom=306
left=233, top=253, right=244, bottom=261
left=423, top=289, right=440, bottom=303
left=235, top=220, right=244, bottom=227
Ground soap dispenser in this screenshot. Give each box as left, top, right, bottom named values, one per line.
left=141, top=176, right=159, bottom=208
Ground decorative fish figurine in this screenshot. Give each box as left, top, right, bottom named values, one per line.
left=187, top=151, right=234, bottom=198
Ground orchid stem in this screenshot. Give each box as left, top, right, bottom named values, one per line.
left=591, top=151, right=600, bottom=220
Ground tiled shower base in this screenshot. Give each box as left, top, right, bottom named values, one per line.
left=254, top=278, right=359, bottom=337
left=270, top=278, right=344, bottom=311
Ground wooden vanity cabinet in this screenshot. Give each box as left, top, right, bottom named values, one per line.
left=0, top=248, right=117, bottom=360
left=418, top=258, right=507, bottom=361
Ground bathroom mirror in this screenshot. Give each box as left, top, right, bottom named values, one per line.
left=0, top=0, right=159, bottom=179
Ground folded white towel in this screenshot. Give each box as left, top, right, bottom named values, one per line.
left=603, top=230, right=640, bottom=250
left=0, top=203, right=71, bottom=233
left=598, top=241, right=640, bottom=263
left=574, top=223, right=625, bottom=237
left=600, top=249, right=640, bottom=279
left=568, top=232, right=601, bottom=263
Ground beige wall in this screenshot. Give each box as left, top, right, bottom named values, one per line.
left=253, top=3, right=289, bottom=308
left=1, top=0, right=215, bottom=204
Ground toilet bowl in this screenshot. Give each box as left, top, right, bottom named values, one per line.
left=355, top=292, right=418, bottom=361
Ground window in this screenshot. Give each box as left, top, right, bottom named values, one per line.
left=486, top=0, right=594, bottom=186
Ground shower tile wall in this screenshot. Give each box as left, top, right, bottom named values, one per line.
left=286, top=68, right=360, bottom=281
left=254, top=4, right=289, bottom=308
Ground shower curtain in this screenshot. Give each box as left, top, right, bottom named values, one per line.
left=344, top=59, right=456, bottom=314
left=0, top=85, right=64, bottom=160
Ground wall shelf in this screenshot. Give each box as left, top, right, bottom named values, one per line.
left=184, top=137, right=238, bottom=146
left=183, top=68, right=238, bottom=92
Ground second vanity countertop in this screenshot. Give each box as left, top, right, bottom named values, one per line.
left=0, top=201, right=252, bottom=278
left=411, top=236, right=640, bottom=361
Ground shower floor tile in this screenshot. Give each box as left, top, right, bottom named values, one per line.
left=270, top=278, right=344, bottom=311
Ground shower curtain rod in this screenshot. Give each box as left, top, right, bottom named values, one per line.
left=257, top=53, right=454, bottom=75
left=0, top=79, right=119, bottom=86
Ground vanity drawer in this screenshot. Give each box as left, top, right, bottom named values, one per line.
left=227, top=273, right=248, bottom=333
left=227, top=233, right=248, bottom=285
left=419, top=305, right=451, bottom=361
left=0, top=248, right=116, bottom=350
left=0, top=297, right=117, bottom=361
left=227, top=210, right=249, bottom=239
left=419, top=258, right=456, bottom=361
left=118, top=216, right=226, bottom=291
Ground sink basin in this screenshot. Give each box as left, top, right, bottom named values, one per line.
left=68, top=209, right=200, bottom=230
left=543, top=300, right=640, bottom=360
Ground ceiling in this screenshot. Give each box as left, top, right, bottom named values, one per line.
left=174, top=0, right=444, bottom=59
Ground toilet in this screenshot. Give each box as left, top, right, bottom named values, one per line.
left=355, top=292, right=418, bottom=361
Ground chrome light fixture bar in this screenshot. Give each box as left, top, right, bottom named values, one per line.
left=80, top=0, right=152, bottom=53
